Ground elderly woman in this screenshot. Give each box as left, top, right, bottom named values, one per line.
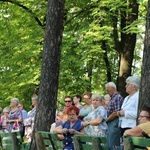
left=1, top=107, right=10, bottom=131
left=82, top=93, right=108, bottom=137
left=6, top=98, right=23, bottom=132
left=50, top=111, right=64, bottom=132
left=118, top=76, right=140, bottom=136
left=54, top=106, right=84, bottom=150
left=103, top=94, right=111, bottom=107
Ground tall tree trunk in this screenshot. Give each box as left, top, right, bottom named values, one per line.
left=102, top=41, right=112, bottom=82
left=87, top=60, right=93, bottom=92
left=113, top=0, right=139, bottom=97
left=30, top=0, right=65, bottom=149
left=139, top=0, right=150, bottom=110
left=117, top=37, right=135, bottom=98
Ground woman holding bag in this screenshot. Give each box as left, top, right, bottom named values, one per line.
left=6, top=98, right=23, bottom=132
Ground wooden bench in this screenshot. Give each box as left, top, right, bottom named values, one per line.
left=73, top=135, right=108, bottom=150
left=0, top=131, right=28, bottom=150
left=123, top=136, right=150, bottom=150
left=38, top=131, right=63, bottom=150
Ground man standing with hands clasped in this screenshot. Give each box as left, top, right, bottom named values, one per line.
left=105, top=82, right=124, bottom=150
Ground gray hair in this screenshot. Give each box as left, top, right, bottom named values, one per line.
left=32, top=95, right=38, bottom=101
left=104, top=94, right=111, bottom=100
left=105, top=82, right=116, bottom=89
left=10, top=98, right=20, bottom=104
left=92, top=93, right=103, bottom=102
left=3, top=107, right=10, bottom=113
left=126, top=76, right=140, bottom=90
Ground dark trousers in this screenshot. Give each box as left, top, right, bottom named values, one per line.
left=120, top=127, right=131, bottom=136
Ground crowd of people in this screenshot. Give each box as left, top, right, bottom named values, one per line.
left=0, top=95, right=38, bottom=142
left=52, top=75, right=149, bottom=150
left=0, top=75, right=150, bottom=150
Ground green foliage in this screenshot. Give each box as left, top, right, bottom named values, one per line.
left=0, top=0, right=147, bottom=109
left=132, top=0, right=147, bottom=76
left=0, top=0, right=46, bottom=108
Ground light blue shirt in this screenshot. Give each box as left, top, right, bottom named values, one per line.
left=21, top=109, right=28, bottom=121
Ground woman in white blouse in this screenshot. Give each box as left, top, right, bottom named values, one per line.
left=118, top=76, right=140, bottom=136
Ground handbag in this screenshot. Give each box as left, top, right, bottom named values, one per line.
left=11, top=121, right=20, bottom=132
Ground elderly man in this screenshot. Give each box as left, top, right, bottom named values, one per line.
left=105, top=82, right=124, bottom=150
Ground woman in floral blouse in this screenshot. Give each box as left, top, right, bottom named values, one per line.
left=82, top=93, right=108, bottom=137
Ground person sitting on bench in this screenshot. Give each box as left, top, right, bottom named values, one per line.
left=124, top=105, right=150, bottom=137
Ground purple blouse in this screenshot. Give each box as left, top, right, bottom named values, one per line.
left=7, top=109, right=23, bottom=132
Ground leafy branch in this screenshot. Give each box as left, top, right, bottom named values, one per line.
left=0, top=0, right=45, bottom=28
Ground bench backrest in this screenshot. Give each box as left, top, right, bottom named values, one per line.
left=38, top=131, right=63, bottom=150
left=124, top=136, right=150, bottom=150
left=73, top=135, right=108, bottom=150
left=0, top=131, right=24, bottom=150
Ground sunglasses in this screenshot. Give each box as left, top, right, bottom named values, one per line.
left=65, top=101, right=71, bottom=103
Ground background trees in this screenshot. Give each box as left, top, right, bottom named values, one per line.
left=0, top=0, right=46, bottom=107
left=59, top=0, right=145, bottom=98
left=0, top=0, right=146, bottom=108
left=1, top=0, right=149, bottom=149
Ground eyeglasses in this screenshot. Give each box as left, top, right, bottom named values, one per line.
left=139, top=115, right=150, bottom=118
left=65, top=101, right=71, bottom=103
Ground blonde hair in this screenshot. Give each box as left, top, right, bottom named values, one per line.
left=92, top=93, right=102, bottom=102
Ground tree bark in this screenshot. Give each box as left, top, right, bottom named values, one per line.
left=114, top=0, right=139, bottom=98
left=139, top=0, right=150, bottom=110
left=102, top=41, right=112, bottom=82
left=30, top=0, right=65, bottom=149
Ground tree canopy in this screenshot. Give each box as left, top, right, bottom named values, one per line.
left=0, top=0, right=147, bottom=109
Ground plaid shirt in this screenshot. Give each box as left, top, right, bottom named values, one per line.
left=107, top=92, right=123, bottom=117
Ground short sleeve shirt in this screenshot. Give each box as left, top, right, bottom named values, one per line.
left=138, top=121, right=150, bottom=136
